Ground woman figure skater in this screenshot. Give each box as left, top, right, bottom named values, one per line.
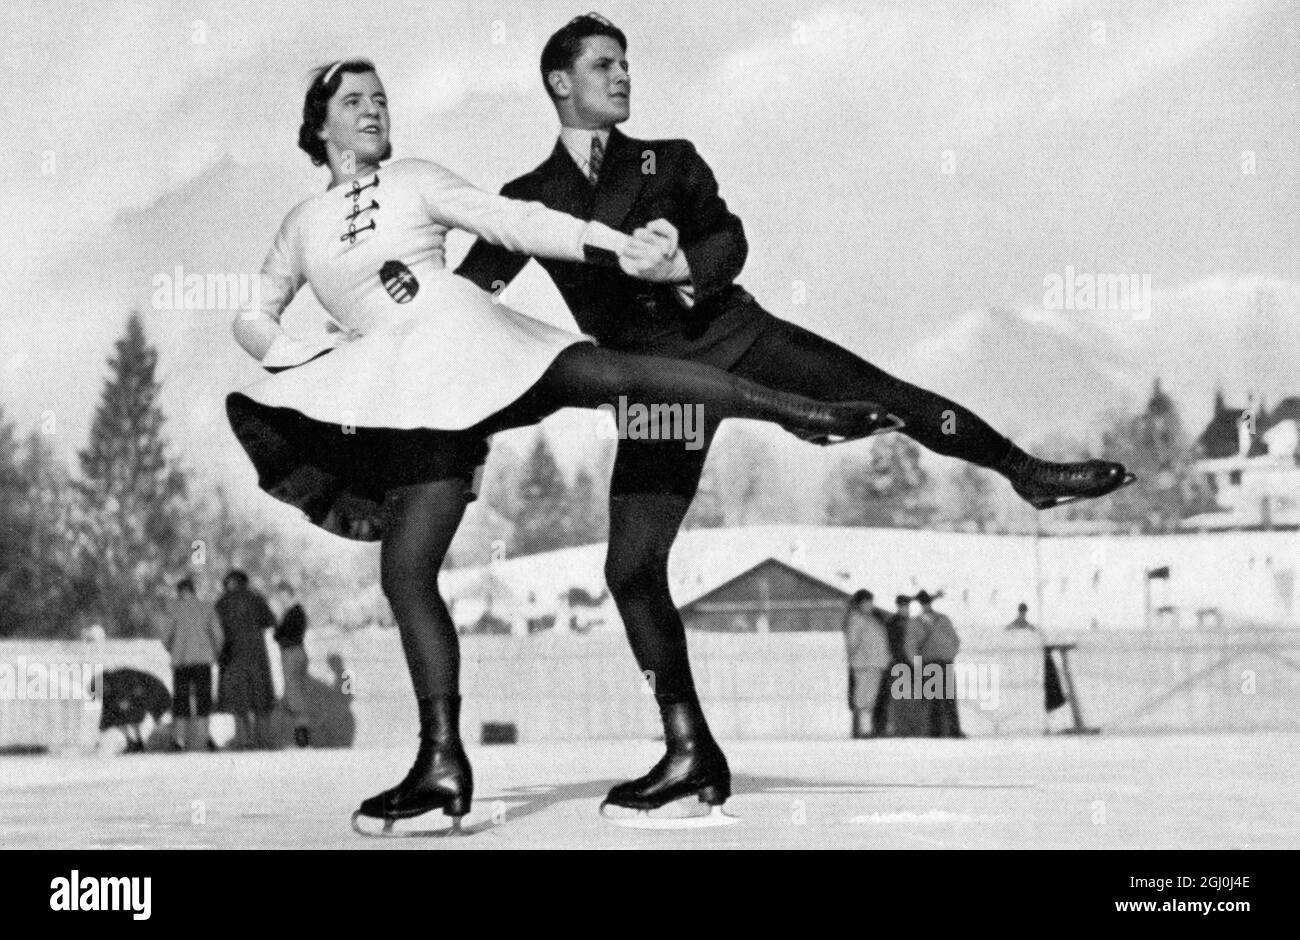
left=225, top=59, right=897, bottom=835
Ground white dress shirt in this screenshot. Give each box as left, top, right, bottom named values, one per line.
left=557, top=126, right=696, bottom=308
left=559, top=126, right=610, bottom=182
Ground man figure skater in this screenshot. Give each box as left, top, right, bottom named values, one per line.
left=456, top=13, right=1131, bottom=818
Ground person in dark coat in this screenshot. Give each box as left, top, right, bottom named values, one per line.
left=215, top=569, right=277, bottom=750
left=913, top=590, right=964, bottom=738
left=886, top=595, right=912, bottom=669
left=273, top=580, right=312, bottom=748
left=95, top=668, right=171, bottom=753
left=890, top=595, right=929, bottom=737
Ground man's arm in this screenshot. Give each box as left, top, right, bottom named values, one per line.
left=844, top=615, right=863, bottom=658
left=673, top=141, right=748, bottom=304
left=454, top=178, right=538, bottom=297
left=257, top=597, right=277, bottom=631
left=160, top=614, right=176, bottom=657
left=208, top=612, right=224, bottom=656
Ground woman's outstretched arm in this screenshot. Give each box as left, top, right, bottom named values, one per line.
left=412, top=159, right=630, bottom=265
left=232, top=203, right=341, bottom=370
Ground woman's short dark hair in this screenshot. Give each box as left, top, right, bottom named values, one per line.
left=298, top=59, right=393, bottom=167
left=540, top=13, right=627, bottom=99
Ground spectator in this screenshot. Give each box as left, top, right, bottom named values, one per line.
left=912, top=590, right=964, bottom=738
left=216, top=570, right=277, bottom=750
left=273, top=580, right=312, bottom=748
left=889, top=594, right=929, bottom=737
left=1005, top=602, right=1035, bottom=631
left=95, top=668, right=171, bottom=753
left=842, top=590, right=894, bottom=738
left=886, top=594, right=912, bottom=668
left=1004, top=602, right=1069, bottom=722
left=160, top=577, right=223, bottom=752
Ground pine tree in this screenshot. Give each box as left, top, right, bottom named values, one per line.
left=683, top=458, right=726, bottom=529
left=948, top=461, right=997, bottom=532
left=194, top=482, right=280, bottom=586
left=0, top=407, right=32, bottom=635
left=564, top=466, right=607, bottom=547
left=24, top=429, right=92, bottom=635
left=710, top=428, right=780, bottom=525
left=827, top=435, right=935, bottom=528
left=0, top=413, right=87, bottom=637
left=1088, top=379, right=1215, bottom=532
left=74, top=311, right=190, bottom=636
left=513, top=433, right=570, bottom=556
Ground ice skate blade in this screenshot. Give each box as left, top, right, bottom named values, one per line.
left=799, top=412, right=906, bottom=447
left=350, top=810, right=469, bottom=839
left=1024, top=471, right=1137, bottom=510
left=599, top=803, right=740, bottom=830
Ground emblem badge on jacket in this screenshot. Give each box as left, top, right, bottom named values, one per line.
left=380, top=260, right=419, bottom=303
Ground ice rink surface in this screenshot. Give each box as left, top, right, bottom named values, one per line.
left=3, top=733, right=1295, bottom=850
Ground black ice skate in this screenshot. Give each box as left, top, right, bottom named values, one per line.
left=788, top=401, right=905, bottom=447
left=351, top=695, right=473, bottom=837
left=999, top=446, right=1136, bottom=510
left=600, top=701, right=739, bottom=829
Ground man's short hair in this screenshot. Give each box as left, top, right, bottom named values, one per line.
left=851, top=589, right=873, bottom=606
left=176, top=577, right=195, bottom=595
left=540, top=13, right=627, bottom=99
left=224, top=570, right=249, bottom=589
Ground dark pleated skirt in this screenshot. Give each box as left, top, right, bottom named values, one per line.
left=225, top=393, right=490, bottom=542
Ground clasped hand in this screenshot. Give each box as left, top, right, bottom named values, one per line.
left=617, top=219, right=690, bottom=283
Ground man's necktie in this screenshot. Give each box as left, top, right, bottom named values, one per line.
left=588, top=135, right=605, bottom=186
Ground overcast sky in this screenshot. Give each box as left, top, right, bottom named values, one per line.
left=2, top=0, right=1296, bottom=476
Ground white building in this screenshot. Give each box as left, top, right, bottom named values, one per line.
left=438, top=525, right=1300, bottom=634
left=1190, top=393, right=1300, bottom=529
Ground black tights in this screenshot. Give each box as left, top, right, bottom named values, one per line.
left=732, top=319, right=1012, bottom=465
left=474, top=342, right=848, bottom=437
left=380, top=478, right=467, bottom=698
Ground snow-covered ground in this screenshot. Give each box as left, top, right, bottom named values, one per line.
left=3, top=732, right=1294, bottom=849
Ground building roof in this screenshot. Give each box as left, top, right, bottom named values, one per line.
left=441, top=524, right=1040, bottom=618
left=1265, top=397, right=1300, bottom=431
left=1147, top=379, right=1175, bottom=417
left=679, top=557, right=850, bottom=614
left=1197, top=406, right=1241, bottom=458
left=1197, top=391, right=1270, bottom=458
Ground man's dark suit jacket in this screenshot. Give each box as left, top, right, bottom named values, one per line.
left=456, top=127, right=773, bottom=370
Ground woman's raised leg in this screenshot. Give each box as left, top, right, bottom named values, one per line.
left=496, top=342, right=901, bottom=443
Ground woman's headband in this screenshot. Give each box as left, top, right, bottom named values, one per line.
left=322, top=58, right=374, bottom=87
